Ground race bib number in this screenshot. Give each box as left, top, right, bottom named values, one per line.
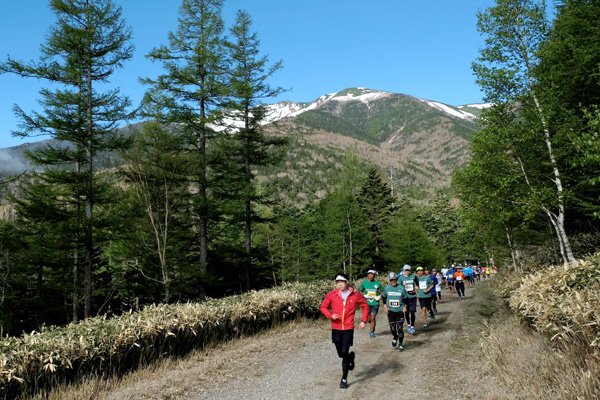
left=419, top=281, right=427, bottom=290
left=367, top=290, right=377, bottom=297
left=405, top=283, right=414, bottom=292
left=457, top=276, right=462, bottom=281
left=389, top=300, right=400, bottom=307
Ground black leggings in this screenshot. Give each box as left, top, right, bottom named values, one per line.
left=404, top=310, right=416, bottom=326
left=431, top=294, right=437, bottom=311
left=456, top=282, right=465, bottom=297
left=332, top=330, right=353, bottom=379
left=388, top=311, right=405, bottom=345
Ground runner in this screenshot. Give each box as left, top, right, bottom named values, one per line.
left=447, top=264, right=455, bottom=294
left=320, top=273, right=368, bottom=389
left=434, top=268, right=443, bottom=304
left=441, top=265, right=449, bottom=289
left=463, top=264, right=472, bottom=288
left=358, top=269, right=383, bottom=338
left=415, top=266, right=434, bottom=328
left=475, top=265, right=481, bottom=282
left=399, top=264, right=418, bottom=335
left=425, top=266, right=438, bottom=317
left=453, top=266, right=466, bottom=299
left=382, top=272, right=409, bottom=351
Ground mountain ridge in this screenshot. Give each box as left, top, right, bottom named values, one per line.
left=0, top=87, right=486, bottom=203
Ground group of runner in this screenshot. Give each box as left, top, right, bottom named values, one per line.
left=320, top=264, right=497, bottom=389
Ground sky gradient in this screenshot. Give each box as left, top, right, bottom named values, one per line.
left=0, top=0, right=497, bottom=148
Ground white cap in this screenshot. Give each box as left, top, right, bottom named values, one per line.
left=388, top=272, right=398, bottom=280
left=335, top=274, right=348, bottom=282
left=367, top=269, right=376, bottom=275
left=402, top=264, right=411, bottom=271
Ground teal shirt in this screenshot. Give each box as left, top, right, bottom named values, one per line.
left=416, top=275, right=434, bottom=298
left=382, top=284, right=408, bottom=312
left=358, top=280, right=383, bottom=306
left=399, top=274, right=418, bottom=298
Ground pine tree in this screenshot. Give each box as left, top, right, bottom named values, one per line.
left=144, top=0, right=229, bottom=282
left=357, top=168, right=394, bottom=267
left=0, top=0, right=134, bottom=318
left=225, top=10, right=286, bottom=290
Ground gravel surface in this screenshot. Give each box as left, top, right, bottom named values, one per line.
left=94, top=285, right=482, bottom=400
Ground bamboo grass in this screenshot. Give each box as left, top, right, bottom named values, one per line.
left=0, top=280, right=333, bottom=399
left=495, top=253, right=600, bottom=349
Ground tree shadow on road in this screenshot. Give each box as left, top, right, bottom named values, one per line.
left=350, top=357, right=404, bottom=385
left=403, top=339, right=426, bottom=350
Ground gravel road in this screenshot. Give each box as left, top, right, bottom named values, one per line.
left=188, top=289, right=469, bottom=400
left=97, top=284, right=479, bottom=400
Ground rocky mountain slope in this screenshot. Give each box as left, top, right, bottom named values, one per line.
left=0, top=87, right=486, bottom=203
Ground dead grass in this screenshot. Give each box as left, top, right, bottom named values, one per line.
left=30, top=318, right=326, bottom=400
left=476, top=310, right=600, bottom=400
left=459, top=279, right=600, bottom=400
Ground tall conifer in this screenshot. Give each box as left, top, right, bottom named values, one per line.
left=225, top=10, right=286, bottom=290
left=144, top=0, right=228, bottom=281
left=0, top=0, right=134, bottom=318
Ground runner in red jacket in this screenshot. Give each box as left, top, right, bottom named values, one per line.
left=320, top=273, right=368, bottom=389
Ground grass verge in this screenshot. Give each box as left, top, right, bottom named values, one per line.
left=457, top=280, right=600, bottom=400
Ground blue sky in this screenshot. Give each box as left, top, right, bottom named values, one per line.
left=0, top=0, right=498, bottom=148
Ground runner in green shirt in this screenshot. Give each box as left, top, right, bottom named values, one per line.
left=398, top=265, right=418, bottom=334
left=382, top=272, right=409, bottom=351
left=415, top=266, right=434, bottom=328
left=358, top=269, right=383, bottom=338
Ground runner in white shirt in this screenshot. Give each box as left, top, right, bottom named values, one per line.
left=441, top=265, right=449, bottom=289
left=434, top=269, right=443, bottom=303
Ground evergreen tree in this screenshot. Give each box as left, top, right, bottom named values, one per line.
left=144, top=0, right=229, bottom=283
left=0, top=0, right=134, bottom=318
left=225, top=10, right=286, bottom=290
left=357, top=168, right=394, bottom=267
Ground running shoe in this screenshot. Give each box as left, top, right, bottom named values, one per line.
left=369, top=331, right=376, bottom=338
left=348, top=351, right=355, bottom=371
left=434, top=309, right=438, bottom=314
left=430, top=315, right=436, bottom=321
left=340, top=379, right=348, bottom=389
left=428, top=312, right=433, bottom=318
left=392, top=339, right=398, bottom=348
left=423, top=323, right=429, bottom=328
left=411, top=326, right=417, bottom=335
left=398, top=345, right=405, bottom=351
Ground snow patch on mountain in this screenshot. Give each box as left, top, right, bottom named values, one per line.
left=331, top=89, right=392, bottom=104
left=458, top=103, right=493, bottom=110
left=418, top=99, right=477, bottom=121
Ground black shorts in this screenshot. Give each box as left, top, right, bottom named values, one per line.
left=465, top=275, right=471, bottom=281
left=368, top=304, right=379, bottom=315
left=405, top=297, right=417, bottom=312
left=332, top=329, right=354, bottom=353
left=419, top=297, right=432, bottom=309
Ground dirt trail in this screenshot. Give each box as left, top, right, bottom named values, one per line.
left=96, top=284, right=481, bottom=400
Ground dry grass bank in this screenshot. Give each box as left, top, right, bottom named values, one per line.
left=28, top=318, right=325, bottom=400
left=463, top=255, right=600, bottom=399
